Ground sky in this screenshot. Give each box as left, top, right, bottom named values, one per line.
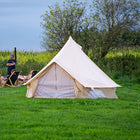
left=0, top=0, right=91, bottom=52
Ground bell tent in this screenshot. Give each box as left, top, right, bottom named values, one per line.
left=24, top=36, right=120, bottom=99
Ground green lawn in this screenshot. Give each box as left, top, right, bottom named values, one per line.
left=0, top=82, right=140, bottom=140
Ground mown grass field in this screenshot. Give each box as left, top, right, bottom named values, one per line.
left=0, top=80, right=140, bottom=140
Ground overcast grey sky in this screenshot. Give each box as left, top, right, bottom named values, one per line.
left=0, top=0, right=91, bottom=52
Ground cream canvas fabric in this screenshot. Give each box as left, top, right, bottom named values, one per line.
left=24, top=36, right=120, bottom=98
left=35, top=63, right=75, bottom=98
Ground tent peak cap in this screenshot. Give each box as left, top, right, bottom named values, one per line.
left=66, top=36, right=82, bottom=50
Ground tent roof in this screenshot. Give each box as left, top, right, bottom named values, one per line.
left=24, top=36, right=120, bottom=88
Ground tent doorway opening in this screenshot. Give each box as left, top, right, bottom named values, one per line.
left=35, top=63, right=75, bottom=98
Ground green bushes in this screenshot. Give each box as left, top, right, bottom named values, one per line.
left=95, top=54, right=140, bottom=76
left=16, top=59, right=45, bottom=75
left=91, top=53, right=140, bottom=83
left=134, top=69, right=140, bottom=83
left=0, top=50, right=139, bottom=82
left=0, top=51, right=57, bottom=75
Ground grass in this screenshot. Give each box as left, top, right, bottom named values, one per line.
left=0, top=81, right=140, bottom=140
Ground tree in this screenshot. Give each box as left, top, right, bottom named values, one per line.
left=41, top=0, right=86, bottom=51
left=90, top=0, right=140, bottom=58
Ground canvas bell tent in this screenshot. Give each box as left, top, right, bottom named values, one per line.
left=24, top=36, right=120, bottom=99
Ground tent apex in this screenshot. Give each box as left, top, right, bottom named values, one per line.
left=69, top=36, right=72, bottom=39
left=67, top=36, right=82, bottom=49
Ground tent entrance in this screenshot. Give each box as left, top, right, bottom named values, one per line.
left=35, top=63, right=75, bottom=98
